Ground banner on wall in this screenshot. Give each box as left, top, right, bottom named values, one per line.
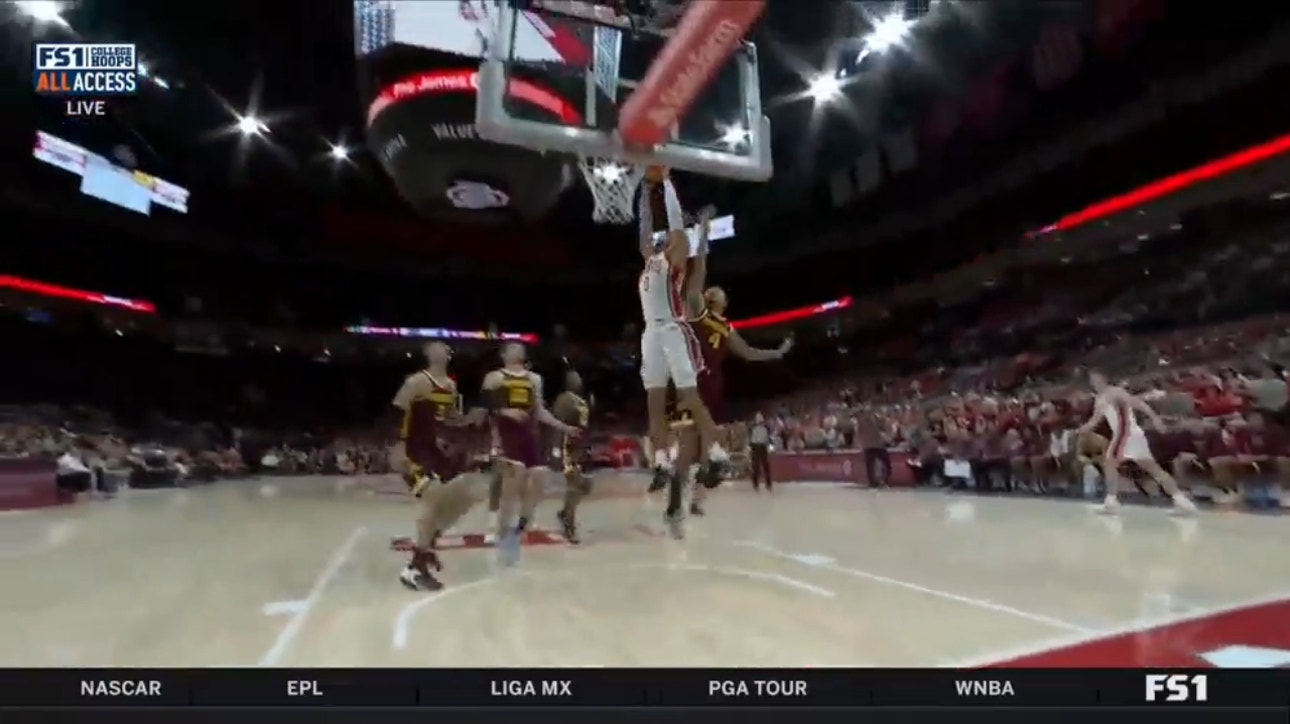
left=770, top=451, right=914, bottom=486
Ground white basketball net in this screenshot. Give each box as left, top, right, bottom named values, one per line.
left=577, top=157, right=646, bottom=224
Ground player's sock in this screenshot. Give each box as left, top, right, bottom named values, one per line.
left=557, top=507, right=580, bottom=544
left=665, top=468, right=684, bottom=517
left=649, top=449, right=673, bottom=493
left=696, top=461, right=723, bottom=489
left=653, top=449, right=673, bottom=470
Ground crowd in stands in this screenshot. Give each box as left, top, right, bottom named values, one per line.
left=753, top=223, right=1290, bottom=505
left=4, top=209, right=1290, bottom=508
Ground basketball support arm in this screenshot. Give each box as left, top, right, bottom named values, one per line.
left=474, top=0, right=773, bottom=182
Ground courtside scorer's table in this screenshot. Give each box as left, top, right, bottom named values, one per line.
left=0, top=669, right=1285, bottom=722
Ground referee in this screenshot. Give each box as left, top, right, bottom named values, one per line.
left=749, top=413, right=772, bottom=491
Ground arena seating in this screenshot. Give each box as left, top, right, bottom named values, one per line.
left=4, top=207, right=1288, bottom=512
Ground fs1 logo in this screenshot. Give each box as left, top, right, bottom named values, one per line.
left=34, top=43, right=137, bottom=117
left=1144, top=674, right=1208, bottom=703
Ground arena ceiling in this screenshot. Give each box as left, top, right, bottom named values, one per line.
left=4, top=0, right=1288, bottom=275
left=6, top=2, right=1079, bottom=220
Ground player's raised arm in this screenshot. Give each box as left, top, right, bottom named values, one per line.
left=728, top=328, right=792, bottom=362
left=686, top=205, right=716, bottom=316
left=1127, top=390, right=1166, bottom=430
left=638, top=174, right=657, bottom=259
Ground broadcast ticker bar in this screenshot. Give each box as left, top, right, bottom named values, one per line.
left=1, top=669, right=1285, bottom=708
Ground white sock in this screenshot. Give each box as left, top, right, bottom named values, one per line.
left=653, top=449, right=672, bottom=470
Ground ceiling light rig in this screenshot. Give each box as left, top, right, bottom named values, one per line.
left=717, top=123, right=751, bottom=150
left=807, top=74, right=842, bottom=102
left=14, top=1, right=70, bottom=28
left=235, top=114, right=269, bottom=137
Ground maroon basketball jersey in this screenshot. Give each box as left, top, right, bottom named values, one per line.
left=690, top=308, right=732, bottom=371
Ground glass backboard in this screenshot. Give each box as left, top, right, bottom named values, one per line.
left=473, top=0, right=772, bottom=181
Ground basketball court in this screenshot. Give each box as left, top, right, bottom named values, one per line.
left=22, top=1, right=1280, bottom=671
left=5, top=474, right=1290, bottom=668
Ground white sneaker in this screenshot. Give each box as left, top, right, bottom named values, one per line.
left=664, top=510, right=685, bottom=540
left=1169, top=495, right=1198, bottom=516
left=399, top=565, right=426, bottom=591
left=1093, top=496, right=1121, bottom=515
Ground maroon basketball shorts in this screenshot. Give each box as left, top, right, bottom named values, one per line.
left=407, top=442, right=465, bottom=485
left=496, top=417, right=542, bottom=467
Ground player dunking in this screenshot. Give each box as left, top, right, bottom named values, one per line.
left=637, top=165, right=729, bottom=532
left=389, top=342, right=494, bottom=591
left=482, top=343, right=579, bottom=565
left=1074, top=370, right=1197, bottom=515
left=679, top=207, right=791, bottom=514
left=550, top=369, right=593, bottom=544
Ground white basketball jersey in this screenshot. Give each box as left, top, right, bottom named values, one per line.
left=1097, top=392, right=1142, bottom=439
left=638, top=252, right=684, bottom=323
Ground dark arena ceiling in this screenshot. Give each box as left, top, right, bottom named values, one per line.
left=4, top=0, right=1290, bottom=337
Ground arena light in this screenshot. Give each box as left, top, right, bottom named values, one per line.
left=0, top=275, right=156, bottom=313
left=731, top=296, right=853, bottom=330
left=595, top=163, right=627, bottom=183
left=718, top=123, right=751, bottom=149
left=867, top=12, right=913, bottom=54
left=236, top=115, right=268, bottom=136
left=807, top=74, right=842, bottom=102
left=856, top=8, right=913, bottom=62
left=1031, top=131, right=1290, bottom=237
left=328, top=143, right=349, bottom=161
left=15, top=1, right=69, bottom=27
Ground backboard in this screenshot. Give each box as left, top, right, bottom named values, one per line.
left=473, top=0, right=772, bottom=182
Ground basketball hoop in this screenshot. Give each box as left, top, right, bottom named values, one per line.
left=577, top=156, right=646, bottom=224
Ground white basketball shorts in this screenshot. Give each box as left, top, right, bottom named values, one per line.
left=1108, top=426, right=1153, bottom=462
left=639, top=321, right=704, bottom=390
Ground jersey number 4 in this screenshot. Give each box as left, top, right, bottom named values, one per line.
left=708, top=332, right=722, bottom=349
